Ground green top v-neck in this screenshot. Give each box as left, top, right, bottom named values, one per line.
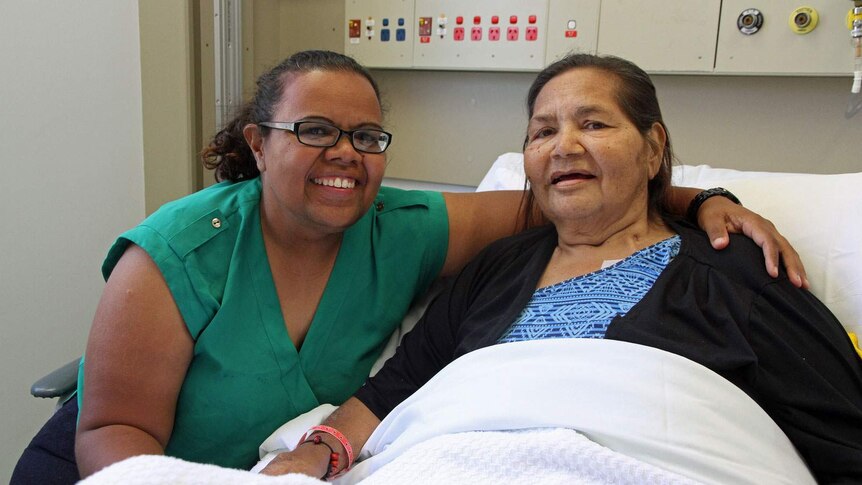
left=77, top=178, right=449, bottom=469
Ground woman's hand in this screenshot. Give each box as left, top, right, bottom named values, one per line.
left=697, top=196, right=809, bottom=288
left=259, top=445, right=330, bottom=478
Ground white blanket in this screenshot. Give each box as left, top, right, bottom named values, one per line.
left=338, top=339, right=814, bottom=484
left=78, top=454, right=324, bottom=485
left=355, top=428, right=697, bottom=485
left=81, top=339, right=816, bottom=484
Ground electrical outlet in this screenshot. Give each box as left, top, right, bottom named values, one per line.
left=507, top=26, right=519, bottom=41
left=526, top=26, right=538, bottom=41
left=471, top=26, right=482, bottom=41
left=453, top=27, right=465, bottom=41
left=489, top=27, right=500, bottom=41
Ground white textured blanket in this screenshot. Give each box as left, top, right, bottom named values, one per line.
left=357, top=428, right=697, bottom=485
left=81, top=339, right=816, bottom=484
left=78, top=454, right=324, bottom=485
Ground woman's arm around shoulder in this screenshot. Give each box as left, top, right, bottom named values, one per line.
left=75, top=244, right=193, bottom=477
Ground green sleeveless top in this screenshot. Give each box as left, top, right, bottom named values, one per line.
left=78, top=178, right=448, bottom=469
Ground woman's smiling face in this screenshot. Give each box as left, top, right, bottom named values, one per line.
left=524, top=67, right=664, bottom=230
left=254, top=69, right=387, bottom=236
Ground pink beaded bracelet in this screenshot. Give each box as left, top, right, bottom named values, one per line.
left=299, top=424, right=355, bottom=473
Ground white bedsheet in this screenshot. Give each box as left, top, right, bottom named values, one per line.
left=345, top=339, right=813, bottom=484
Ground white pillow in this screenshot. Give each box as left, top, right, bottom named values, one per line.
left=477, top=153, right=862, bottom=336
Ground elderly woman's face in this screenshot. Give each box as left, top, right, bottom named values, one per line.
left=524, top=68, right=664, bottom=228
left=255, top=70, right=386, bottom=235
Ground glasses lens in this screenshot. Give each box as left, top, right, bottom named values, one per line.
left=296, top=122, right=339, bottom=146
left=352, top=130, right=390, bottom=153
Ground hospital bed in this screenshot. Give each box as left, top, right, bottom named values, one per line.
left=57, top=155, right=862, bottom=484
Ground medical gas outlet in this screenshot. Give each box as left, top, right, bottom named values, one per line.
left=789, top=7, right=818, bottom=35
left=737, top=9, right=764, bottom=35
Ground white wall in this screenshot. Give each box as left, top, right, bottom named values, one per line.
left=0, top=1, right=144, bottom=481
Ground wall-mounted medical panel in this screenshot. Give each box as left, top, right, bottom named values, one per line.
left=545, top=0, right=601, bottom=63
left=410, top=0, right=549, bottom=71
left=597, top=0, right=720, bottom=73
left=715, top=0, right=855, bottom=75
left=344, top=0, right=859, bottom=77
left=345, top=0, right=415, bottom=68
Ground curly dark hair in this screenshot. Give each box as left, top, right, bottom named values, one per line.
left=201, top=50, right=382, bottom=182
left=520, top=53, right=675, bottom=228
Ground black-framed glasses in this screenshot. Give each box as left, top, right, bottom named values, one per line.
left=259, top=121, right=392, bottom=154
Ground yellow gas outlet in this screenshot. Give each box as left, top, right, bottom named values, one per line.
left=848, top=8, right=862, bottom=30
left=789, top=7, right=818, bottom=35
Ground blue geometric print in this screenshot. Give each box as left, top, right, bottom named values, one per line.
left=498, top=235, right=681, bottom=343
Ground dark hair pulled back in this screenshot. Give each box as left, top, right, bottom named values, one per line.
left=201, top=50, right=381, bottom=182
left=521, top=53, right=675, bottom=228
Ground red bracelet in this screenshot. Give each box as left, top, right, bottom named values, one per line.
left=302, top=434, right=339, bottom=480
left=301, top=425, right=355, bottom=471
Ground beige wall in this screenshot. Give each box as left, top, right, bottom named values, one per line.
left=656, top=74, right=861, bottom=175
left=0, top=1, right=145, bottom=481
left=139, top=0, right=200, bottom=212
left=378, top=71, right=862, bottom=185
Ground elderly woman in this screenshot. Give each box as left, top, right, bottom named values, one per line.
left=261, top=54, right=862, bottom=482
left=9, top=50, right=810, bottom=484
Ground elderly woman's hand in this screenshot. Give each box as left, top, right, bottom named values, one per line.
left=697, top=196, right=809, bottom=289
left=259, top=445, right=331, bottom=478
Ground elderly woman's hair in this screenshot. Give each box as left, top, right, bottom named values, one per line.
left=521, top=53, right=675, bottom=227
left=201, top=50, right=382, bottom=182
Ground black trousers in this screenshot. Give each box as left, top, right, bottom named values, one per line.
left=11, top=398, right=80, bottom=485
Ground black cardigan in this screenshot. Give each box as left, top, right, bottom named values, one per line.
left=356, top=220, right=862, bottom=483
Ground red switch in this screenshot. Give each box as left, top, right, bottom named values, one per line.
left=509, top=15, right=518, bottom=24
left=473, top=16, right=481, bottom=25
left=529, top=15, right=537, bottom=24
left=348, top=19, right=361, bottom=38
left=456, top=16, right=463, bottom=25
left=491, top=16, right=499, bottom=24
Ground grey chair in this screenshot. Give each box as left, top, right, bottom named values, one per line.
left=31, top=358, right=80, bottom=407
left=12, top=359, right=82, bottom=484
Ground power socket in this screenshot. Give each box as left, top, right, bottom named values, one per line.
left=507, top=26, right=519, bottom=41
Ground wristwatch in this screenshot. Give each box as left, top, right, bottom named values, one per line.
left=686, top=187, right=742, bottom=223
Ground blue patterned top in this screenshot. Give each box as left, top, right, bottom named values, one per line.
left=498, top=235, right=681, bottom=343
